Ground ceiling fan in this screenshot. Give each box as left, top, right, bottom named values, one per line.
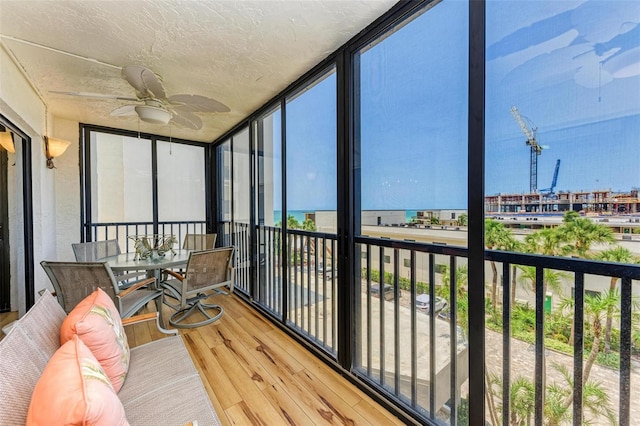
left=51, top=65, right=230, bottom=130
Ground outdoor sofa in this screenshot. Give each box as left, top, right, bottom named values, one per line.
left=0, top=290, right=221, bottom=425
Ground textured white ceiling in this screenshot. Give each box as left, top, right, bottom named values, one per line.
left=0, top=0, right=396, bottom=142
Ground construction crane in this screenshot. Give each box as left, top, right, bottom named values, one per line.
left=510, top=105, right=543, bottom=192
left=540, top=159, right=561, bottom=197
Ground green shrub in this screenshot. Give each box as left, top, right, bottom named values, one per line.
left=608, top=327, right=620, bottom=352
left=544, top=312, right=571, bottom=342
left=596, top=352, right=620, bottom=369
left=512, top=305, right=536, bottom=332
left=544, top=337, right=571, bottom=354
left=551, top=333, right=568, bottom=344
left=457, top=397, right=469, bottom=426
left=364, top=268, right=432, bottom=294
left=512, top=329, right=535, bottom=345
left=364, top=266, right=632, bottom=370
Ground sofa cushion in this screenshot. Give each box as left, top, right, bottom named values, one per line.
left=60, top=288, right=130, bottom=393
left=0, top=291, right=66, bottom=426
left=26, top=335, right=129, bottom=426
left=120, top=335, right=221, bottom=425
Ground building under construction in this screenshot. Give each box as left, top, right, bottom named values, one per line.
left=485, top=188, right=640, bottom=215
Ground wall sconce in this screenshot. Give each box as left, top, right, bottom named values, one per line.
left=0, top=131, right=16, bottom=153
left=44, top=136, right=70, bottom=169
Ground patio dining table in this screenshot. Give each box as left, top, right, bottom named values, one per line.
left=99, top=249, right=192, bottom=282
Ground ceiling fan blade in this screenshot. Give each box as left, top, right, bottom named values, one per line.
left=50, top=90, right=138, bottom=102
left=122, top=65, right=166, bottom=100
left=110, top=105, right=138, bottom=117
left=171, top=111, right=203, bottom=130
left=168, top=94, right=230, bottom=113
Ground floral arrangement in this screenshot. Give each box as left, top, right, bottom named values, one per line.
left=129, top=234, right=177, bottom=260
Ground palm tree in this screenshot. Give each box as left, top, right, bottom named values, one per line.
left=457, top=213, right=468, bottom=227
left=439, top=264, right=502, bottom=425
left=595, top=246, right=637, bottom=352
left=582, top=291, right=619, bottom=384
left=486, top=219, right=511, bottom=308
left=558, top=295, right=577, bottom=346
left=508, top=376, right=535, bottom=426
left=562, top=210, right=581, bottom=223
left=517, top=266, right=567, bottom=300
left=489, top=363, right=616, bottom=426
left=301, top=218, right=316, bottom=231
left=524, top=227, right=566, bottom=257
left=287, top=214, right=301, bottom=229
left=544, top=291, right=619, bottom=425
left=488, top=374, right=535, bottom=426
left=502, top=236, right=525, bottom=308
left=437, top=264, right=468, bottom=303
left=527, top=212, right=612, bottom=259
left=562, top=218, right=613, bottom=258
left=546, top=361, right=616, bottom=426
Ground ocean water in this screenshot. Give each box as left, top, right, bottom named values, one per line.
left=405, top=210, right=418, bottom=222
left=275, top=210, right=417, bottom=224
left=273, top=210, right=307, bottom=224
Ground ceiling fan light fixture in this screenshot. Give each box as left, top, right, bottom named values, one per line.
left=135, top=105, right=172, bottom=125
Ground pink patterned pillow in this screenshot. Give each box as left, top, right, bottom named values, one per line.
left=26, top=335, right=129, bottom=425
left=60, top=288, right=130, bottom=393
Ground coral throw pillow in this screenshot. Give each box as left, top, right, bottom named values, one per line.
left=26, top=336, right=129, bottom=425
left=60, top=288, right=130, bottom=392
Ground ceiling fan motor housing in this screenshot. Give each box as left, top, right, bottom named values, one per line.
left=135, top=104, right=172, bottom=124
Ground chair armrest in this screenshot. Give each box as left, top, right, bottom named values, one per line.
left=227, top=265, right=234, bottom=280
left=122, top=312, right=178, bottom=335
left=122, top=312, right=157, bottom=326
left=118, top=277, right=156, bottom=297
left=162, top=269, right=185, bottom=281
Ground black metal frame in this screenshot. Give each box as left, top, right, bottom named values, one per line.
left=79, top=123, right=211, bottom=243
left=210, top=0, right=639, bottom=424
left=0, top=123, right=10, bottom=312
left=468, top=0, right=486, bottom=422
left=206, top=143, right=215, bottom=235
left=0, top=115, right=35, bottom=310
left=279, top=101, right=287, bottom=320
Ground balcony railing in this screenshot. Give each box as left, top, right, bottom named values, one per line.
left=285, top=228, right=338, bottom=354
left=219, top=222, right=251, bottom=294
left=85, top=221, right=640, bottom=424
left=221, top=222, right=339, bottom=355
left=220, top=223, right=640, bottom=425
left=88, top=221, right=207, bottom=252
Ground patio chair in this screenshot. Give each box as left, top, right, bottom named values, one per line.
left=72, top=239, right=121, bottom=261
left=160, top=247, right=234, bottom=328
left=182, top=233, right=217, bottom=250
left=40, top=261, right=162, bottom=318
left=72, top=239, right=146, bottom=286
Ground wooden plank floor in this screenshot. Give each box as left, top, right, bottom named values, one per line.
left=2, top=295, right=406, bottom=425
left=0, top=310, right=17, bottom=334
left=154, top=294, right=407, bottom=425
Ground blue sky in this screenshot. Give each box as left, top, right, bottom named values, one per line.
left=485, top=0, right=640, bottom=199
left=279, top=0, right=640, bottom=212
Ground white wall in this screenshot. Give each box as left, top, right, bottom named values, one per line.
left=0, top=45, right=80, bottom=313
left=362, top=210, right=406, bottom=226
left=52, top=117, right=80, bottom=261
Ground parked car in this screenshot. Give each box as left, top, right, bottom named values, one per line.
left=316, top=263, right=336, bottom=279
left=415, top=294, right=447, bottom=314
left=438, top=307, right=452, bottom=321
left=371, top=284, right=396, bottom=300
